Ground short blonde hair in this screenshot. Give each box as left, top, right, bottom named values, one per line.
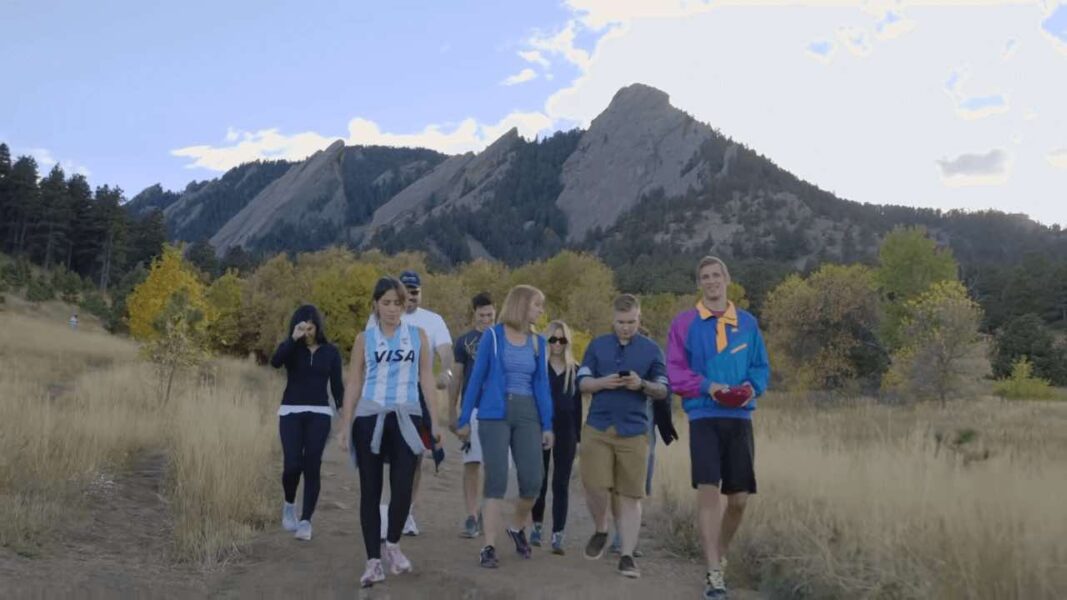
left=613, top=294, right=640, bottom=313
left=499, top=285, right=544, bottom=331
left=696, top=256, right=731, bottom=281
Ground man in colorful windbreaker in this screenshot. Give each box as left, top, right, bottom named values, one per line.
left=666, top=256, right=770, bottom=600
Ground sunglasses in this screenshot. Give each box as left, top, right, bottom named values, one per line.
left=406, top=287, right=421, bottom=296
left=547, top=336, right=569, bottom=345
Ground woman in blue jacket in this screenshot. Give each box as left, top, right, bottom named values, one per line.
left=457, top=284, right=555, bottom=568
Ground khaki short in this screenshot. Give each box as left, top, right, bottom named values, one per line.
left=580, top=424, right=650, bottom=499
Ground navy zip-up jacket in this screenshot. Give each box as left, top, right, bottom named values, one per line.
left=270, top=338, right=345, bottom=409
left=457, top=324, right=553, bottom=432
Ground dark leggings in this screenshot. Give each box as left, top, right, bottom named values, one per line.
left=531, top=417, right=578, bottom=533
left=353, top=413, right=421, bottom=559
left=279, top=412, right=332, bottom=521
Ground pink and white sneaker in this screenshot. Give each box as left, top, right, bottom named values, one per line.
left=360, top=558, right=385, bottom=588
left=384, top=542, right=413, bottom=575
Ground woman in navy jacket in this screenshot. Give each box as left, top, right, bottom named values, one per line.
left=457, top=285, right=554, bottom=568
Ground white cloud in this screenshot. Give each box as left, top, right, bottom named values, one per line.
left=943, top=69, right=1010, bottom=119
left=874, top=10, right=917, bottom=40
left=502, top=68, right=538, bottom=86
left=1041, top=3, right=1067, bottom=56
left=22, top=147, right=91, bottom=177
left=518, top=50, right=551, bottom=68
left=1001, top=38, right=1019, bottom=61
left=172, top=111, right=555, bottom=172
left=836, top=25, right=873, bottom=56
left=530, top=20, right=593, bottom=70
left=806, top=39, right=838, bottom=63
left=937, top=149, right=1011, bottom=186
left=1049, top=148, right=1067, bottom=169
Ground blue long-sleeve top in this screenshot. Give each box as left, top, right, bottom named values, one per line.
left=270, top=338, right=345, bottom=409
left=457, top=324, right=553, bottom=432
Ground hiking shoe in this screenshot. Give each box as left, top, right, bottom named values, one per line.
left=507, top=528, right=532, bottom=559
left=461, top=515, right=479, bottom=538
left=294, top=520, right=312, bottom=541
left=704, top=569, right=727, bottom=599
left=617, top=555, right=640, bottom=579
left=360, top=559, right=385, bottom=588
left=479, top=545, right=499, bottom=569
left=384, top=542, right=412, bottom=575
left=403, top=513, right=419, bottom=536
left=530, top=523, right=544, bottom=547
left=281, top=502, right=298, bottom=532
left=551, top=531, right=565, bottom=555
left=584, top=532, right=609, bottom=560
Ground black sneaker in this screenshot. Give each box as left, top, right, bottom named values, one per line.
left=617, top=554, right=640, bottom=578
left=506, top=528, right=532, bottom=559
left=584, top=531, right=609, bottom=560
left=479, top=545, right=499, bottom=569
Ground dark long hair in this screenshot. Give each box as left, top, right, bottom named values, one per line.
left=372, top=276, right=408, bottom=320
left=287, top=304, right=328, bottom=345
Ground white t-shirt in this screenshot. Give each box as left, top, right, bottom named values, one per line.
left=365, top=307, right=452, bottom=351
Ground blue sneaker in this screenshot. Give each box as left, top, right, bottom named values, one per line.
left=530, top=523, right=544, bottom=547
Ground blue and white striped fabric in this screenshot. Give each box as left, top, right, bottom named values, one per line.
left=357, top=323, right=422, bottom=415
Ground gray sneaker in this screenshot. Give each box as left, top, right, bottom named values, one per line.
left=461, top=515, right=479, bottom=538
left=617, top=554, right=640, bottom=578
left=704, top=569, right=727, bottom=599
left=584, top=532, right=609, bottom=560
left=294, top=519, right=312, bottom=541
left=282, top=503, right=298, bottom=532
left=530, top=523, right=544, bottom=547
left=551, top=531, right=565, bottom=555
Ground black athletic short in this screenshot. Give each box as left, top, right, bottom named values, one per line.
left=689, top=418, right=756, bottom=494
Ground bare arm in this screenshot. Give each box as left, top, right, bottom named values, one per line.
left=420, top=331, right=440, bottom=429
left=338, top=333, right=365, bottom=450
left=435, top=343, right=454, bottom=389
left=448, top=362, right=466, bottom=432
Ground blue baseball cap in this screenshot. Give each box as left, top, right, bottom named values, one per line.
left=399, top=270, right=421, bottom=288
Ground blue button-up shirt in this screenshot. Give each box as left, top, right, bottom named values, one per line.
left=578, top=334, right=669, bottom=437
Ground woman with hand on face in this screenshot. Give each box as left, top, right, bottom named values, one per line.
left=530, top=320, right=582, bottom=555
left=270, top=304, right=345, bottom=542
left=338, top=277, right=440, bottom=588
left=456, top=285, right=555, bottom=569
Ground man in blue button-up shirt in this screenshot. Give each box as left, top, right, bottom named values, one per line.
left=576, top=294, right=670, bottom=579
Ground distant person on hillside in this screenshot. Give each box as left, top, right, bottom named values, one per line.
left=270, top=304, right=345, bottom=542
left=448, top=292, right=497, bottom=539
left=365, top=270, right=453, bottom=537
left=666, top=256, right=770, bottom=599
left=339, top=277, right=440, bottom=588
left=577, top=294, right=670, bottom=579
left=457, top=285, right=554, bottom=569
left=530, top=320, right=582, bottom=554
left=69, top=312, right=78, bottom=331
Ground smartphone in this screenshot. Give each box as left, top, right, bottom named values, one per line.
left=618, top=370, right=632, bottom=377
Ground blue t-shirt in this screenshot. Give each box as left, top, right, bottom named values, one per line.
left=503, top=334, right=536, bottom=396
left=578, top=334, right=669, bottom=437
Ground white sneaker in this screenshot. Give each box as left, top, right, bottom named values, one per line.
left=294, top=520, right=312, bottom=541
left=403, top=513, right=419, bottom=536
left=360, top=558, right=386, bottom=588
left=282, top=502, right=298, bottom=532
left=384, top=541, right=413, bottom=575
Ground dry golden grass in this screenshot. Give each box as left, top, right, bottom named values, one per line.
left=654, top=394, right=1067, bottom=600
left=0, top=311, right=281, bottom=563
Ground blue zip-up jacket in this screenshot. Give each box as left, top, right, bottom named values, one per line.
left=667, top=303, right=770, bottom=421
left=457, top=324, right=553, bottom=432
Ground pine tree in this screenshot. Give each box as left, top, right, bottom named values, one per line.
left=92, top=185, right=127, bottom=290
left=37, top=165, right=73, bottom=269
left=7, top=156, right=40, bottom=254
left=66, top=174, right=95, bottom=275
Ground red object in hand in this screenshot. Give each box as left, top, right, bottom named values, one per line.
left=713, top=384, right=753, bottom=408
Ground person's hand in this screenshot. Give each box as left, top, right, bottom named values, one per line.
left=600, top=374, right=624, bottom=390
left=448, top=412, right=459, bottom=436
left=456, top=424, right=471, bottom=442
left=708, top=382, right=728, bottom=397
left=542, top=431, right=555, bottom=450
left=622, top=373, right=643, bottom=391
left=291, top=321, right=308, bottom=341
left=338, top=428, right=350, bottom=452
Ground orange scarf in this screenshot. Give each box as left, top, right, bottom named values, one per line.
left=697, top=300, right=738, bottom=353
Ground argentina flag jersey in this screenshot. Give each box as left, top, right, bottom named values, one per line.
left=358, top=324, right=422, bottom=414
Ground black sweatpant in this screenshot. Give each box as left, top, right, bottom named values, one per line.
left=531, top=416, right=578, bottom=533
left=353, top=413, right=421, bottom=559
left=279, top=412, right=332, bottom=521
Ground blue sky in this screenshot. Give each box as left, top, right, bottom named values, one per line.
left=3, top=0, right=1066, bottom=226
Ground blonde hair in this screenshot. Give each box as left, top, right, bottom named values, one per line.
left=546, top=320, right=578, bottom=395
left=499, top=285, right=544, bottom=332
left=696, top=256, right=731, bottom=281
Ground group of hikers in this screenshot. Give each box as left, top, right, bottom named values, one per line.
left=269, top=256, right=769, bottom=599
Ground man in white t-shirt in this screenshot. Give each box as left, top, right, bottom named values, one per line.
left=365, top=270, right=454, bottom=536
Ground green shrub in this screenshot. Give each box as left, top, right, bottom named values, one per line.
left=994, top=358, right=1055, bottom=400
left=79, top=292, right=110, bottom=320
left=1, top=258, right=32, bottom=288
left=51, top=269, right=84, bottom=304
left=25, top=276, right=55, bottom=302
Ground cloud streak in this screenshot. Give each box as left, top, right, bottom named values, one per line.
left=502, top=68, right=538, bottom=86
left=1049, top=148, right=1067, bottom=170
left=937, top=149, right=1011, bottom=186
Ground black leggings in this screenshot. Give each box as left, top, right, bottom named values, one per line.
left=353, top=413, right=421, bottom=559
left=532, top=418, right=578, bottom=533
left=279, top=412, right=332, bottom=521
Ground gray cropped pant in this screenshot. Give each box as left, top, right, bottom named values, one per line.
left=479, top=394, right=544, bottom=499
